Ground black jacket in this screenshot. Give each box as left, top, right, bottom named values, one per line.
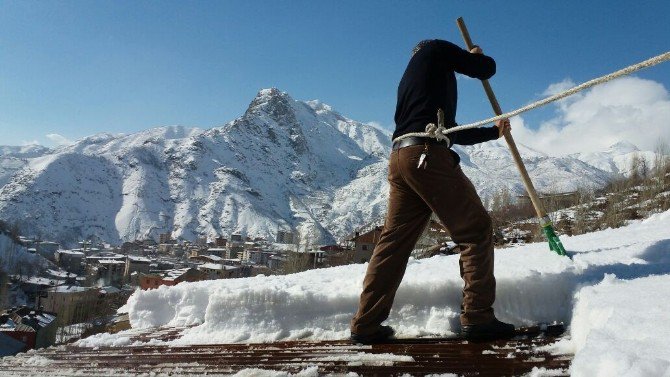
left=393, top=39, right=499, bottom=145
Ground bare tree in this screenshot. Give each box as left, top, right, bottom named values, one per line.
left=0, top=270, right=8, bottom=310
left=279, top=230, right=311, bottom=274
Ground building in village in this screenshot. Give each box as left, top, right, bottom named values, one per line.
left=267, top=255, right=285, bottom=270
left=248, top=250, right=272, bottom=266
left=206, top=248, right=227, bottom=258
left=44, top=269, right=77, bottom=285
left=139, top=268, right=205, bottom=290
left=34, top=242, right=60, bottom=262
left=196, top=236, right=208, bottom=247
left=240, top=241, right=258, bottom=261
left=124, top=255, right=151, bottom=279
left=120, top=241, right=143, bottom=254
left=189, top=254, right=224, bottom=264
left=0, top=327, right=28, bottom=356
left=197, top=263, right=243, bottom=280
left=518, top=191, right=579, bottom=210
left=214, top=236, right=227, bottom=247
left=298, top=249, right=326, bottom=269
left=99, top=259, right=126, bottom=286
left=13, top=276, right=65, bottom=307
left=152, top=259, right=177, bottom=271
left=349, top=226, right=384, bottom=263
left=159, top=232, right=174, bottom=245
left=40, top=286, right=99, bottom=326
left=85, top=252, right=126, bottom=286
left=55, top=249, right=85, bottom=274
left=0, top=307, right=57, bottom=356
left=158, top=243, right=174, bottom=254
left=226, top=234, right=244, bottom=260
left=276, top=230, right=295, bottom=244
left=320, top=244, right=353, bottom=266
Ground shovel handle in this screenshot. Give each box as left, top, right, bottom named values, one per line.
left=456, top=17, right=548, bottom=220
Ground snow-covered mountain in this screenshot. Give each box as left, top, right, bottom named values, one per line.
left=570, top=141, right=658, bottom=176
left=0, top=89, right=390, bottom=246
left=0, top=89, right=647, bottom=246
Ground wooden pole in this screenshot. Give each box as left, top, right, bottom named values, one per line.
left=456, top=17, right=548, bottom=221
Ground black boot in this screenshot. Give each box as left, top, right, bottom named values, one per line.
left=461, top=319, right=515, bottom=341
left=350, top=325, right=395, bottom=344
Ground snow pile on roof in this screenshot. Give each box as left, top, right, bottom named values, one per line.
left=569, top=274, right=670, bottom=376
left=47, top=286, right=91, bottom=293
left=81, top=211, right=670, bottom=375
left=160, top=267, right=192, bottom=281
left=98, top=259, right=125, bottom=265
left=201, top=254, right=223, bottom=261
left=127, top=255, right=151, bottom=263
left=45, top=269, right=76, bottom=278
left=199, top=263, right=224, bottom=270
left=56, top=249, right=84, bottom=256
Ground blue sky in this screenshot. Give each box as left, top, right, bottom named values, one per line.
left=1, top=1, right=669, bottom=149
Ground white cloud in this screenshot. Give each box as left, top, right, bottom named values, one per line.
left=542, top=78, right=576, bottom=96
left=45, top=133, right=73, bottom=146
left=21, top=140, right=41, bottom=146
left=511, top=76, right=670, bottom=156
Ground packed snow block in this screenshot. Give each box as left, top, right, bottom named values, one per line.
left=115, top=248, right=579, bottom=345
left=570, top=274, right=670, bottom=377
left=492, top=245, right=577, bottom=326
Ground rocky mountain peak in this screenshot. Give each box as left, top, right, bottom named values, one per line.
left=245, top=88, right=295, bottom=118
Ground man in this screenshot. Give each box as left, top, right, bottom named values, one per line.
left=350, top=39, right=513, bottom=344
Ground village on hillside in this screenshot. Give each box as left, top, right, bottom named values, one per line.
left=0, top=220, right=417, bottom=355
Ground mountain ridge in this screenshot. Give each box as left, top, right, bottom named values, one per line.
left=0, top=88, right=657, bottom=246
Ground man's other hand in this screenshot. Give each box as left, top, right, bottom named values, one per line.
left=495, top=118, right=511, bottom=138
left=469, top=45, right=483, bottom=54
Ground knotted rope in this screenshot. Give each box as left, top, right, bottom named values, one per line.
left=421, top=108, right=450, bottom=143
left=392, top=51, right=670, bottom=144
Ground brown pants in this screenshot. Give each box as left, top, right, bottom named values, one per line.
left=350, top=144, right=496, bottom=335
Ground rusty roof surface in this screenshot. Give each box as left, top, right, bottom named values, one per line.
left=0, top=325, right=572, bottom=376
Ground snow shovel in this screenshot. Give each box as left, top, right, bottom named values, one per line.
left=456, top=17, right=567, bottom=256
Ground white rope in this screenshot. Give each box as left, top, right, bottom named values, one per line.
left=392, top=51, right=670, bottom=144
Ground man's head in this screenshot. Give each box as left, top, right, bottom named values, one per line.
left=411, top=39, right=433, bottom=57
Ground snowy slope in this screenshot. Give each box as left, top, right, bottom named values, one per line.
left=0, top=233, right=54, bottom=275
left=0, top=144, right=52, bottom=187
left=459, top=140, right=612, bottom=198
left=0, top=88, right=643, bottom=246
left=81, top=210, right=670, bottom=376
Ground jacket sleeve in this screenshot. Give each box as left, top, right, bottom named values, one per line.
left=436, top=40, right=496, bottom=80
left=451, top=126, right=499, bottom=146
